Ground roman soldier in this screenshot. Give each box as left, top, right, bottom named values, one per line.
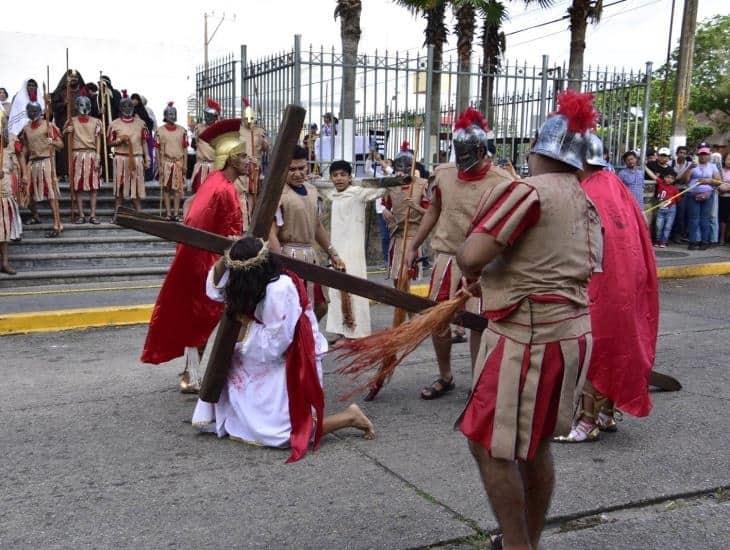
left=51, top=69, right=87, bottom=181
left=455, top=90, right=603, bottom=549
left=64, top=90, right=103, bottom=224
left=141, top=122, right=249, bottom=393
left=1, top=124, right=22, bottom=273
left=268, top=145, right=343, bottom=320
left=108, top=90, right=150, bottom=216
left=17, top=101, right=64, bottom=237
left=236, top=97, right=269, bottom=229
left=555, top=133, right=659, bottom=442
left=403, top=108, right=513, bottom=400
left=156, top=102, right=188, bottom=221
left=382, top=142, right=430, bottom=285
left=190, top=98, right=220, bottom=194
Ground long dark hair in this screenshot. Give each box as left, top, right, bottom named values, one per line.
left=224, top=237, right=281, bottom=317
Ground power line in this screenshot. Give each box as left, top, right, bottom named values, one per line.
left=508, top=0, right=662, bottom=48
left=505, top=0, right=628, bottom=37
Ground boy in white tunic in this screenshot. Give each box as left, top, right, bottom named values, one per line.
left=192, top=237, right=374, bottom=463
left=317, top=160, right=386, bottom=340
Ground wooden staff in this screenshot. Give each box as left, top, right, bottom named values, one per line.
left=42, top=81, right=58, bottom=183
left=365, top=127, right=421, bottom=400
left=65, top=55, right=77, bottom=221
left=98, top=73, right=110, bottom=184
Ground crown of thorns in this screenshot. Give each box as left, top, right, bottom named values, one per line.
left=223, top=239, right=269, bottom=271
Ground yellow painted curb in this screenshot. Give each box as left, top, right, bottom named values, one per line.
left=657, top=261, right=730, bottom=280
left=2, top=261, right=729, bottom=336
left=0, top=304, right=153, bottom=336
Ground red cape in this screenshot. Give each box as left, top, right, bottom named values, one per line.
left=582, top=170, right=659, bottom=417
left=141, top=170, right=242, bottom=364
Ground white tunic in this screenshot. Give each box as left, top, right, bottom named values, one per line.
left=319, top=184, right=386, bottom=338
left=192, top=270, right=327, bottom=447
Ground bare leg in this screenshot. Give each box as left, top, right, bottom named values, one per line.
left=90, top=190, right=97, bottom=218
left=432, top=329, right=453, bottom=380
left=322, top=404, right=375, bottom=439
left=174, top=191, right=182, bottom=218
left=520, top=440, right=555, bottom=549
left=28, top=199, right=40, bottom=222
left=469, top=329, right=481, bottom=374
left=114, top=195, right=123, bottom=220
left=469, top=441, right=531, bottom=550
left=76, top=191, right=85, bottom=220
left=0, top=242, right=15, bottom=273
left=50, top=198, right=62, bottom=231
left=163, top=189, right=171, bottom=218
left=132, top=198, right=141, bottom=212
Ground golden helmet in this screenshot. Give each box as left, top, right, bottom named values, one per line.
left=198, top=118, right=248, bottom=169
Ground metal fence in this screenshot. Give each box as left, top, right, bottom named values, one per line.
left=197, top=36, right=652, bottom=174
left=195, top=53, right=238, bottom=120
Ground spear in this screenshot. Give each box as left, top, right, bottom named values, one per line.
left=64, top=51, right=77, bottom=222
left=98, top=71, right=110, bottom=184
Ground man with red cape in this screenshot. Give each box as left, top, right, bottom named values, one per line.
left=141, top=119, right=250, bottom=392
left=556, top=133, right=659, bottom=442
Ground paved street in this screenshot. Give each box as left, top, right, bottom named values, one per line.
left=2, top=276, right=729, bottom=549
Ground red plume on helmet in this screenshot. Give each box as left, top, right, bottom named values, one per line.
left=28, top=89, right=38, bottom=102
left=78, top=86, right=89, bottom=97
left=242, top=97, right=251, bottom=108
left=121, top=89, right=128, bottom=99
left=555, top=90, right=598, bottom=133
left=206, top=97, right=221, bottom=113
left=454, top=107, right=489, bottom=131
left=400, top=140, right=411, bottom=152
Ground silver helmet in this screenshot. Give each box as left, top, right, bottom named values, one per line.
left=204, top=98, right=220, bottom=125
left=453, top=108, right=492, bottom=172
left=531, top=115, right=587, bottom=170
left=26, top=101, right=42, bottom=121
left=163, top=101, right=177, bottom=123
left=119, top=90, right=134, bottom=118
left=75, top=95, right=92, bottom=116
left=393, top=141, right=414, bottom=174
left=532, top=90, right=597, bottom=171
left=585, top=133, right=608, bottom=168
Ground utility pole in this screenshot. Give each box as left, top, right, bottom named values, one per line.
left=204, top=12, right=234, bottom=73
left=670, top=0, right=699, bottom=151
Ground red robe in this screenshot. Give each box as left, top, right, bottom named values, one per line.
left=141, top=170, right=242, bottom=364
left=581, top=170, right=659, bottom=417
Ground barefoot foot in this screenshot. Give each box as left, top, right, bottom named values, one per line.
left=347, top=403, right=375, bottom=440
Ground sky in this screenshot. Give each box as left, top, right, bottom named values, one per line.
left=1, top=0, right=727, bottom=122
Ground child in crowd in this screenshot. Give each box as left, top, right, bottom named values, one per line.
left=317, top=160, right=386, bottom=340
left=654, top=170, right=680, bottom=247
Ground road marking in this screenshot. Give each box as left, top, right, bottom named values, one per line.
left=1, top=262, right=728, bottom=335
left=0, top=284, right=161, bottom=298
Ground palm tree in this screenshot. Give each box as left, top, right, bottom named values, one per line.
left=334, top=0, right=363, bottom=119
left=453, top=0, right=478, bottom=113
left=567, top=0, right=603, bottom=90
left=478, top=1, right=508, bottom=119
left=394, top=0, right=448, bottom=161
left=478, top=1, right=553, bottom=121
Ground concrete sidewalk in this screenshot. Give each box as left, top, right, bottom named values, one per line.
left=1, top=276, right=728, bottom=548
left=1, top=243, right=730, bottom=335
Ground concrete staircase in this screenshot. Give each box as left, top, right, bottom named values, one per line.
left=2, top=181, right=176, bottom=288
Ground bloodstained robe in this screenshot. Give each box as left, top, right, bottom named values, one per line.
left=581, top=170, right=658, bottom=417
left=141, top=170, right=242, bottom=364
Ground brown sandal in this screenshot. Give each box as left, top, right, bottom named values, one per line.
left=420, top=377, right=455, bottom=400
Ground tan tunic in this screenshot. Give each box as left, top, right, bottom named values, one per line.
left=385, top=178, right=429, bottom=238
left=430, top=163, right=513, bottom=255
left=478, top=173, right=603, bottom=312
left=108, top=117, right=147, bottom=199
left=238, top=123, right=267, bottom=161
left=427, top=163, right=512, bottom=309
left=157, top=123, right=187, bottom=192
left=20, top=121, right=62, bottom=201
left=195, top=124, right=215, bottom=162
left=276, top=182, right=319, bottom=247
left=68, top=116, right=102, bottom=192
left=276, top=182, right=325, bottom=305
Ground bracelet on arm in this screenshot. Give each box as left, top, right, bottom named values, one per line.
left=327, top=244, right=338, bottom=258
